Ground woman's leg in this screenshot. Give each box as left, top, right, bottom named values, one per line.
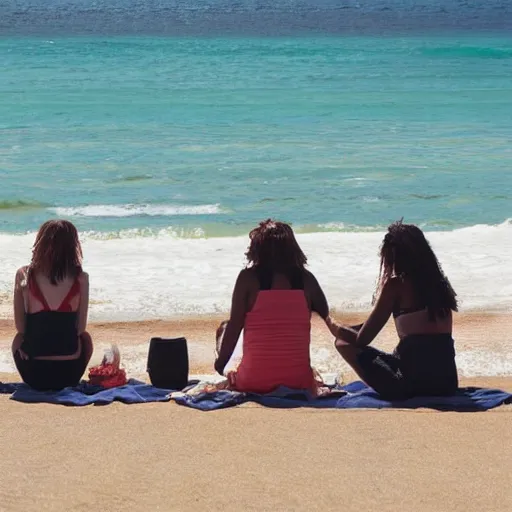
left=80, top=332, right=93, bottom=368
left=13, top=346, right=34, bottom=386
left=40, top=333, right=94, bottom=389
left=65, top=332, right=94, bottom=386
left=335, top=341, right=368, bottom=381
left=12, top=333, right=41, bottom=387
left=11, top=332, right=24, bottom=357
left=335, top=340, right=409, bottom=399
left=12, top=332, right=94, bottom=390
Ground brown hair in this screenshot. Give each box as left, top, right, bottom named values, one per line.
left=245, top=219, right=307, bottom=272
left=30, top=220, right=83, bottom=285
left=375, top=220, right=458, bottom=318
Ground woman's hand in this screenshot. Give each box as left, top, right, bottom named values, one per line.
left=17, top=348, right=29, bottom=360
left=12, top=332, right=28, bottom=359
left=335, top=325, right=359, bottom=345
left=325, top=315, right=342, bottom=338
left=226, top=371, right=237, bottom=388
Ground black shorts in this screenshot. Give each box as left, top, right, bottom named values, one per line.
left=356, top=335, right=458, bottom=400
left=14, top=348, right=88, bottom=391
left=357, top=346, right=410, bottom=400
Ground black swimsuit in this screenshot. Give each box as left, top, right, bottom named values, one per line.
left=14, top=275, right=88, bottom=391
left=355, top=308, right=458, bottom=400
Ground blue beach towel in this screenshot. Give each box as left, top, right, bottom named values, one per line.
left=172, top=381, right=512, bottom=412
left=0, top=382, right=20, bottom=394
left=2, top=380, right=511, bottom=410
left=0, top=379, right=171, bottom=406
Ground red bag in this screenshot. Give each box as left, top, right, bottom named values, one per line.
left=88, top=344, right=128, bottom=388
left=89, top=363, right=127, bottom=388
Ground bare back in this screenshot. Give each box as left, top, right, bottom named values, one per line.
left=14, top=266, right=90, bottom=336
left=26, top=272, right=80, bottom=313
left=393, top=277, right=452, bottom=338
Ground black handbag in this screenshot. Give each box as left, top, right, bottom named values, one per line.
left=147, top=337, right=189, bottom=390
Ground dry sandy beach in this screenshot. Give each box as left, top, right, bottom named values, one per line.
left=0, top=313, right=511, bottom=512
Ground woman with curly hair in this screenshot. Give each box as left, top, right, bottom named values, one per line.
left=214, top=219, right=330, bottom=394
left=12, top=220, right=93, bottom=390
left=333, top=221, right=459, bottom=399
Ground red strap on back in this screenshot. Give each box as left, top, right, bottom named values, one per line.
left=28, top=275, right=80, bottom=312
left=28, top=275, right=51, bottom=311
left=57, top=278, right=80, bottom=312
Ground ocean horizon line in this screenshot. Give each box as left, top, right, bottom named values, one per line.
left=2, top=0, right=512, bottom=37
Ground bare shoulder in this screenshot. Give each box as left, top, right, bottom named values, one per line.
left=78, top=271, right=90, bottom=285
left=302, top=269, right=328, bottom=317
left=15, top=265, right=29, bottom=285
left=16, top=265, right=29, bottom=276
left=302, top=269, right=320, bottom=288
left=237, top=268, right=258, bottom=286
left=380, top=276, right=402, bottom=300
left=302, top=269, right=315, bottom=282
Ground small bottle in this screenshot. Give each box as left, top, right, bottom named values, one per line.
left=101, top=344, right=120, bottom=368
left=102, top=347, right=113, bottom=365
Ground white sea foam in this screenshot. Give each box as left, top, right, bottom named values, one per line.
left=0, top=220, right=511, bottom=318
left=49, top=203, right=223, bottom=217
left=317, top=222, right=386, bottom=232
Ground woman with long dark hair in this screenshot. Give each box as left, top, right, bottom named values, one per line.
left=332, top=221, right=459, bottom=399
left=12, top=220, right=93, bottom=390
left=214, top=219, right=330, bottom=394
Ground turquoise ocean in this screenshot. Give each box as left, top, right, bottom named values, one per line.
left=1, top=34, right=512, bottom=235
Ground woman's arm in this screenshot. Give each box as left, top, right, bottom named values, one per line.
left=77, top=272, right=89, bottom=335
left=13, top=267, right=27, bottom=334
left=214, top=270, right=250, bottom=375
left=305, top=271, right=356, bottom=339
left=336, top=278, right=398, bottom=347
left=304, top=270, right=329, bottom=319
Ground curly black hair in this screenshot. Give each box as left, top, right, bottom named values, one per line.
left=375, top=220, right=458, bottom=318
left=245, top=219, right=307, bottom=272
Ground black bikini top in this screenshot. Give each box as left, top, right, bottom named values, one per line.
left=393, top=306, right=427, bottom=319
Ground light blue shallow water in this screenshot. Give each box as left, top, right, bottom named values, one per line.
left=1, top=34, right=511, bottom=236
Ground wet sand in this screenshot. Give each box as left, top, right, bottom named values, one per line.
left=1, top=311, right=510, bottom=376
